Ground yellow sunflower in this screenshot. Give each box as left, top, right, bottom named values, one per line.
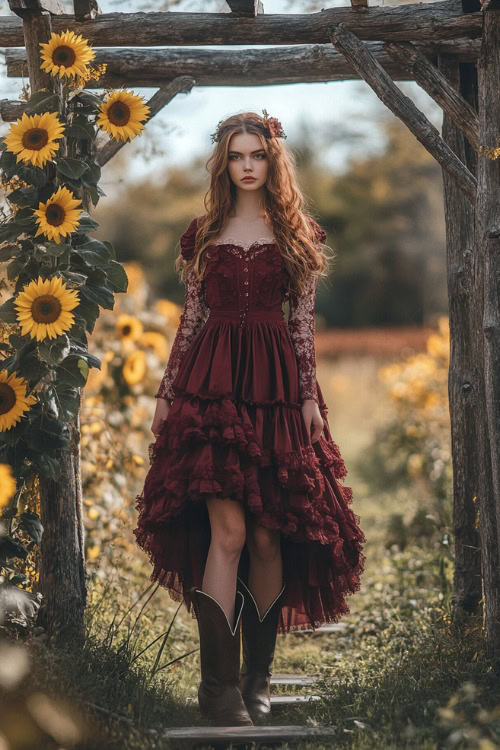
left=122, top=350, right=147, bottom=386
left=3, top=111, right=65, bottom=168
left=0, top=369, right=37, bottom=432
left=116, top=314, right=143, bottom=342
left=33, top=185, right=82, bottom=244
left=14, top=275, right=80, bottom=341
left=0, top=463, right=16, bottom=507
left=96, top=90, right=150, bottom=142
left=39, top=29, right=95, bottom=79
left=141, top=331, right=168, bottom=361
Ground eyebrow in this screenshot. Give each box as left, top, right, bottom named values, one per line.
left=228, top=149, right=266, bottom=155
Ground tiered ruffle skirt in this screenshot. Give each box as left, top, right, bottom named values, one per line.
left=134, top=311, right=366, bottom=633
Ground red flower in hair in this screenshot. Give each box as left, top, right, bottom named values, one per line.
left=262, top=109, right=287, bottom=139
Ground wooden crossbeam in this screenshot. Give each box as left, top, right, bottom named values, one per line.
left=329, top=23, right=476, bottom=204
left=0, top=1, right=482, bottom=47
left=0, top=38, right=480, bottom=121
left=384, top=40, right=479, bottom=151
left=95, top=76, right=195, bottom=167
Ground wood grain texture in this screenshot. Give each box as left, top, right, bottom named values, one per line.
left=438, top=53, right=482, bottom=617
left=0, top=0, right=483, bottom=47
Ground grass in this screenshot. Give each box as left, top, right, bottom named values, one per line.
left=7, top=355, right=500, bottom=749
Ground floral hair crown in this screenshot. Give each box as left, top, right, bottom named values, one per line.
left=210, top=109, right=287, bottom=144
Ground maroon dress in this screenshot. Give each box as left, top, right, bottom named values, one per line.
left=133, top=216, right=366, bottom=633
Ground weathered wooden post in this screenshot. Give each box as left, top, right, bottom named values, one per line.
left=437, top=53, right=482, bottom=616
left=7, top=0, right=88, bottom=645
left=475, top=1, right=500, bottom=654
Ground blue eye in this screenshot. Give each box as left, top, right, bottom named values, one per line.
left=229, top=154, right=266, bottom=160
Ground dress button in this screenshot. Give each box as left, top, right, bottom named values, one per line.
left=245, top=292, right=249, bottom=296
left=244, top=280, right=249, bottom=285
left=243, top=267, right=248, bottom=272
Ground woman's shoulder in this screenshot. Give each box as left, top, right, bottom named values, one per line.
left=306, top=216, right=327, bottom=244
left=180, top=215, right=205, bottom=260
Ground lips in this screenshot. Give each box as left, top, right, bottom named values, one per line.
left=242, top=177, right=256, bottom=182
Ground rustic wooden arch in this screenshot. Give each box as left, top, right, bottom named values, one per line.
left=1, top=0, right=498, bottom=656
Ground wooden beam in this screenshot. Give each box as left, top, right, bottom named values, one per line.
left=0, top=0, right=483, bottom=47
left=329, top=23, right=476, bottom=204
left=95, top=76, right=195, bottom=167
left=476, top=6, right=500, bottom=654
left=437, top=53, right=482, bottom=616
left=1, top=37, right=480, bottom=99
left=384, top=40, right=479, bottom=152
left=226, top=0, right=263, bottom=16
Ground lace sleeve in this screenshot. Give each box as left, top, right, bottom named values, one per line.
left=155, top=270, right=210, bottom=402
left=287, top=273, right=319, bottom=405
left=155, top=216, right=209, bottom=402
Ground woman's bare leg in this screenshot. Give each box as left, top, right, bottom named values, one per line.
left=245, top=518, right=283, bottom=617
left=203, top=495, right=247, bottom=627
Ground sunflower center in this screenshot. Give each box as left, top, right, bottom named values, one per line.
left=31, top=295, right=62, bottom=324
left=0, top=383, right=16, bottom=416
left=108, top=101, right=131, bottom=127
left=22, top=128, right=49, bottom=151
left=122, top=325, right=132, bottom=336
left=45, top=203, right=65, bottom=226
left=53, top=45, right=77, bottom=68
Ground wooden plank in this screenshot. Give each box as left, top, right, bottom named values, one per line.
left=0, top=1, right=483, bottom=48
left=329, top=23, right=476, bottom=204
left=271, top=673, right=320, bottom=685
left=271, top=695, right=323, bottom=705
left=296, top=623, right=348, bottom=634
left=186, top=694, right=323, bottom=706
left=384, top=40, right=479, bottom=152
left=158, top=725, right=338, bottom=741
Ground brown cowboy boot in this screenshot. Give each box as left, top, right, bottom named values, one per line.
left=236, top=576, right=286, bottom=724
left=190, top=585, right=254, bottom=726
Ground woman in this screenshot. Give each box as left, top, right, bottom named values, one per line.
left=134, top=110, right=366, bottom=727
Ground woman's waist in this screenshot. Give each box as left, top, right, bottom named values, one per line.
left=207, top=307, right=285, bottom=323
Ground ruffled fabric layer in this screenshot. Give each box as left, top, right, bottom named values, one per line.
left=171, top=316, right=302, bottom=406
left=133, top=381, right=366, bottom=634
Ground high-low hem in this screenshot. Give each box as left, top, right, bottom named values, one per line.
left=133, top=385, right=366, bottom=634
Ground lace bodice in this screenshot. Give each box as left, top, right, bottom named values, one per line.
left=155, top=216, right=327, bottom=405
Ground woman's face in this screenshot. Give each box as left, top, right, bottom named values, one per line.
left=226, top=131, right=269, bottom=191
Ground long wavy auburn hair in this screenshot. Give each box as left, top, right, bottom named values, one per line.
left=176, top=111, right=336, bottom=297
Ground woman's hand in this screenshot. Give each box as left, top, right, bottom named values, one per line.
left=301, top=399, right=324, bottom=444
left=151, top=397, right=171, bottom=438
